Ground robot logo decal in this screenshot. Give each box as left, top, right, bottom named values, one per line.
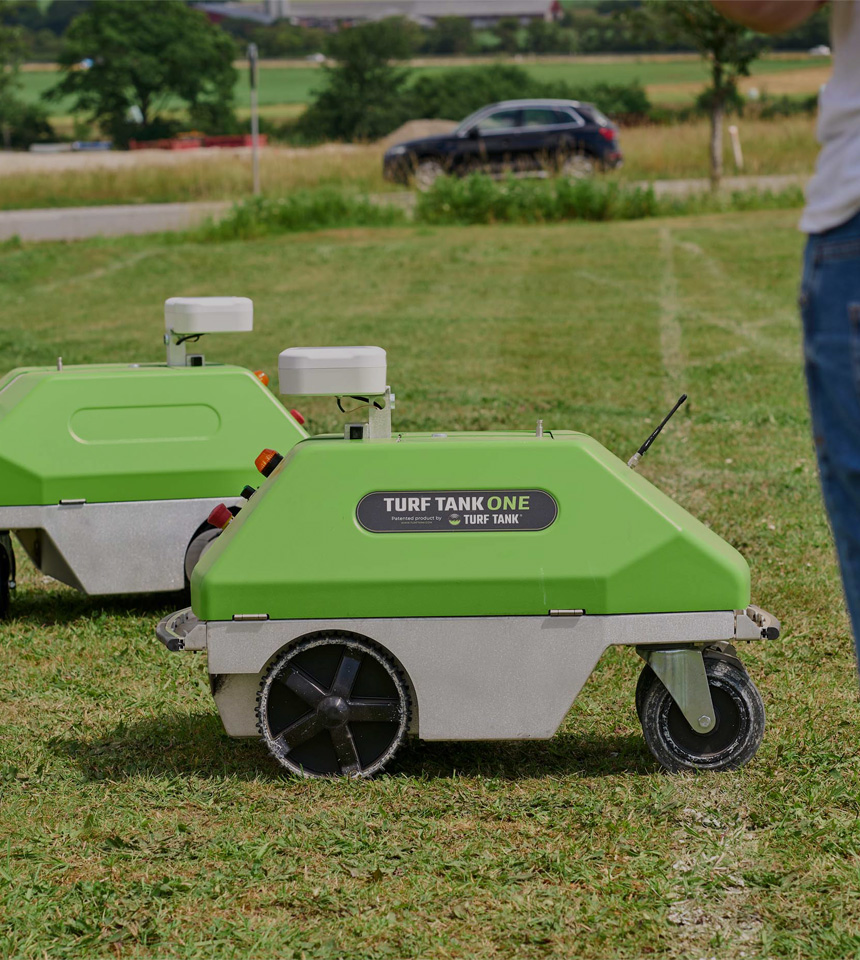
left=356, top=490, right=558, bottom=533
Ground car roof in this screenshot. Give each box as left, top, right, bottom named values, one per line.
left=480, top=99, right=593, bottom=110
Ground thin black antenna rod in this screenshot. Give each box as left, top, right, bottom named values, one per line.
left=627, top=394, right=687, bottom=469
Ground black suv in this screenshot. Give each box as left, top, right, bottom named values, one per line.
left=383, top=99, right=622, bottom=189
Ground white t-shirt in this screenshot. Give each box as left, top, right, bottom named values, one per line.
left=800, top=0, right=860, bottom=234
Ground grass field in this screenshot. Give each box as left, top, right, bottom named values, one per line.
left=0, top=116, right=819, bottom=209
left=18, top=54, right=829, bottom=118
left=2, top=209, right=859, bottom=958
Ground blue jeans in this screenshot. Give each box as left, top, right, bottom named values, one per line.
left=801, top=209, right=860, bottom=662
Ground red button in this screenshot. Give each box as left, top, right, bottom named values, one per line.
left=208, top=503, right=233, bottom=529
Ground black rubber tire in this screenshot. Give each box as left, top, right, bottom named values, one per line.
left=635, top=664, right=657, bottom=720
left=0, top=535, right=12, bottom=620
left=640, top=657, right=765, bottom=772
left=0, top=572, right=8, bottom=620
left=636, top=648, right=741, bottom=721
left=257, top=633, right=411, bottom=779
left=182, top=506, right=241, bottom=594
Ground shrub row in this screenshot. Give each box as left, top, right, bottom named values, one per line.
left=197, top=190, right=406, bottom=241
left=295, top=63, right=652, bottom=143
left=292, top=63, right=816, bottom=145
left=415, top=175, right=660, bottom=225
left=201, top=177, right=806, bottom=241
left=405, top=65, right=651, bottom=128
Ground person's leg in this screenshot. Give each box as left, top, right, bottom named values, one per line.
left=801, top=211, right=860, bottom=662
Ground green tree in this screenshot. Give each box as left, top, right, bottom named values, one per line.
left=48, top=0, right=237, bottom=146
left=0, top=23, right=23, bottom=148
left=630, top=1, right=767, bottom=186
left=422, top=16, right=475, bottom=55
left=298, top=18, right=413, bottom=142
left=494, top=17, right=521, bottom=54
left=525, top=18, right=577, bottom=54
left=0, top=22, right=53, bottom=148
left=247, top=22, right=327, bottom=59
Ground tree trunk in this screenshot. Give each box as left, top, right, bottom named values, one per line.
left=710, top=96, right=724, bottom=190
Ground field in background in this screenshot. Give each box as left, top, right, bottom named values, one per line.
left=0, top=116, right=818, bottom=210
left=18, top=53, right=829, bottom=123
left=2, top=210, right=859, bottom=959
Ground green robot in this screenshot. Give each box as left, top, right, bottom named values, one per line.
left=0, top=298, right=307, bottom=617
left=159, top=346, right=778, bottom=777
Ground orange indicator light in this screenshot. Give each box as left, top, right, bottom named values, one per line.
left=255, top=448, right=283, bottom=477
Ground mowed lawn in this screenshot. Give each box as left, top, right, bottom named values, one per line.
left=2, top=210, right=858, bottom=959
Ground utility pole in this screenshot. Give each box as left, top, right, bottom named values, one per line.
left=248, top=42, right=260, bottom=196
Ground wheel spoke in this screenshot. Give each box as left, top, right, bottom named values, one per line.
left=277, top=666, right=327, bottom=707
left=330, top=650, right=363, bottom=697
left=330, top=724, right=361, bottom=776
left=347, top=698, right=402, bottom=723
left=275, top=711, right=324, bottom=751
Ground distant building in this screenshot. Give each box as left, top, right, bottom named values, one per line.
left=196, top=0, right=560, bottom=28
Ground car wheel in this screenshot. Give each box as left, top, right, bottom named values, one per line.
left=561, top=153, right=596, bottom=179
left=414, top=160, right=445, bottom=192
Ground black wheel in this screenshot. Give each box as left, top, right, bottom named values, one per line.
left=636, top=648, right=739, bottom=720
left=183, top=507, right=240, bottom=591
left=414, top=159, right=445, bottom=191
left=640, top=657, right=765, bottom=772
left=0, top=533, right=14, bottom=620
left=635, top=664, right=656, bottom=720
left=257, top=633, right=411, bottom=779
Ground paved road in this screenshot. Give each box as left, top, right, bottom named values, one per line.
left=0, top=201, right=232, bottom=242
left=0, top=174, right=808, bottom=243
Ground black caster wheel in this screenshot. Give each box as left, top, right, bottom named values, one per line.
left=0, top=533, right=14, bottom=620
left=635, top=664, right=656, bottom=720
left=635, top=647, right=740, bottom=720
left=183, top=507, right=241, bottom=594
left=257, top=633, right=411, bottom=778
left=639, top=656, right=765, bottom=772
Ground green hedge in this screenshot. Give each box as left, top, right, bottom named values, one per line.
left=415, top=175, right=805, bottom=225
left=405, top=64, right=650, bottom=125
left=295, top=63, right=652, bottom=143
left=200, top=177, right=806, bottom=241
left=197, top=191, right=406, bottom=241
left=415, top=175, right=660, bottom=225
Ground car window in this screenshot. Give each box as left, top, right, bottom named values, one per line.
left=579, top=105, right=611, bottom=127
left=522, top=108, right=574, bottom=127
left=477, top=109, right=521, bottom=133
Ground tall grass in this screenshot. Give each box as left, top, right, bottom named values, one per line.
left=416, top=176, right=660, bottom=225
left=415, top=175, right=804, bottom=226
left=196, top=190, right=406, bottom=240
left=0, top=117, right=818, bottom=210
left=618, top=115, right=817, bottom=180
left=200, top=177, right=804, bottom=240
left=0, top=146, right=388, bottom=210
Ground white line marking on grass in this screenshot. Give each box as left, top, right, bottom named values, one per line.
left=675, top=238, right=798, bottom=362
left=659, top=227, right=686, bottom=402
left=30, top=249, right=158, bottom=296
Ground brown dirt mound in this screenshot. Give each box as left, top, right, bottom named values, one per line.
left=380, top=119, right=458, bottom=149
